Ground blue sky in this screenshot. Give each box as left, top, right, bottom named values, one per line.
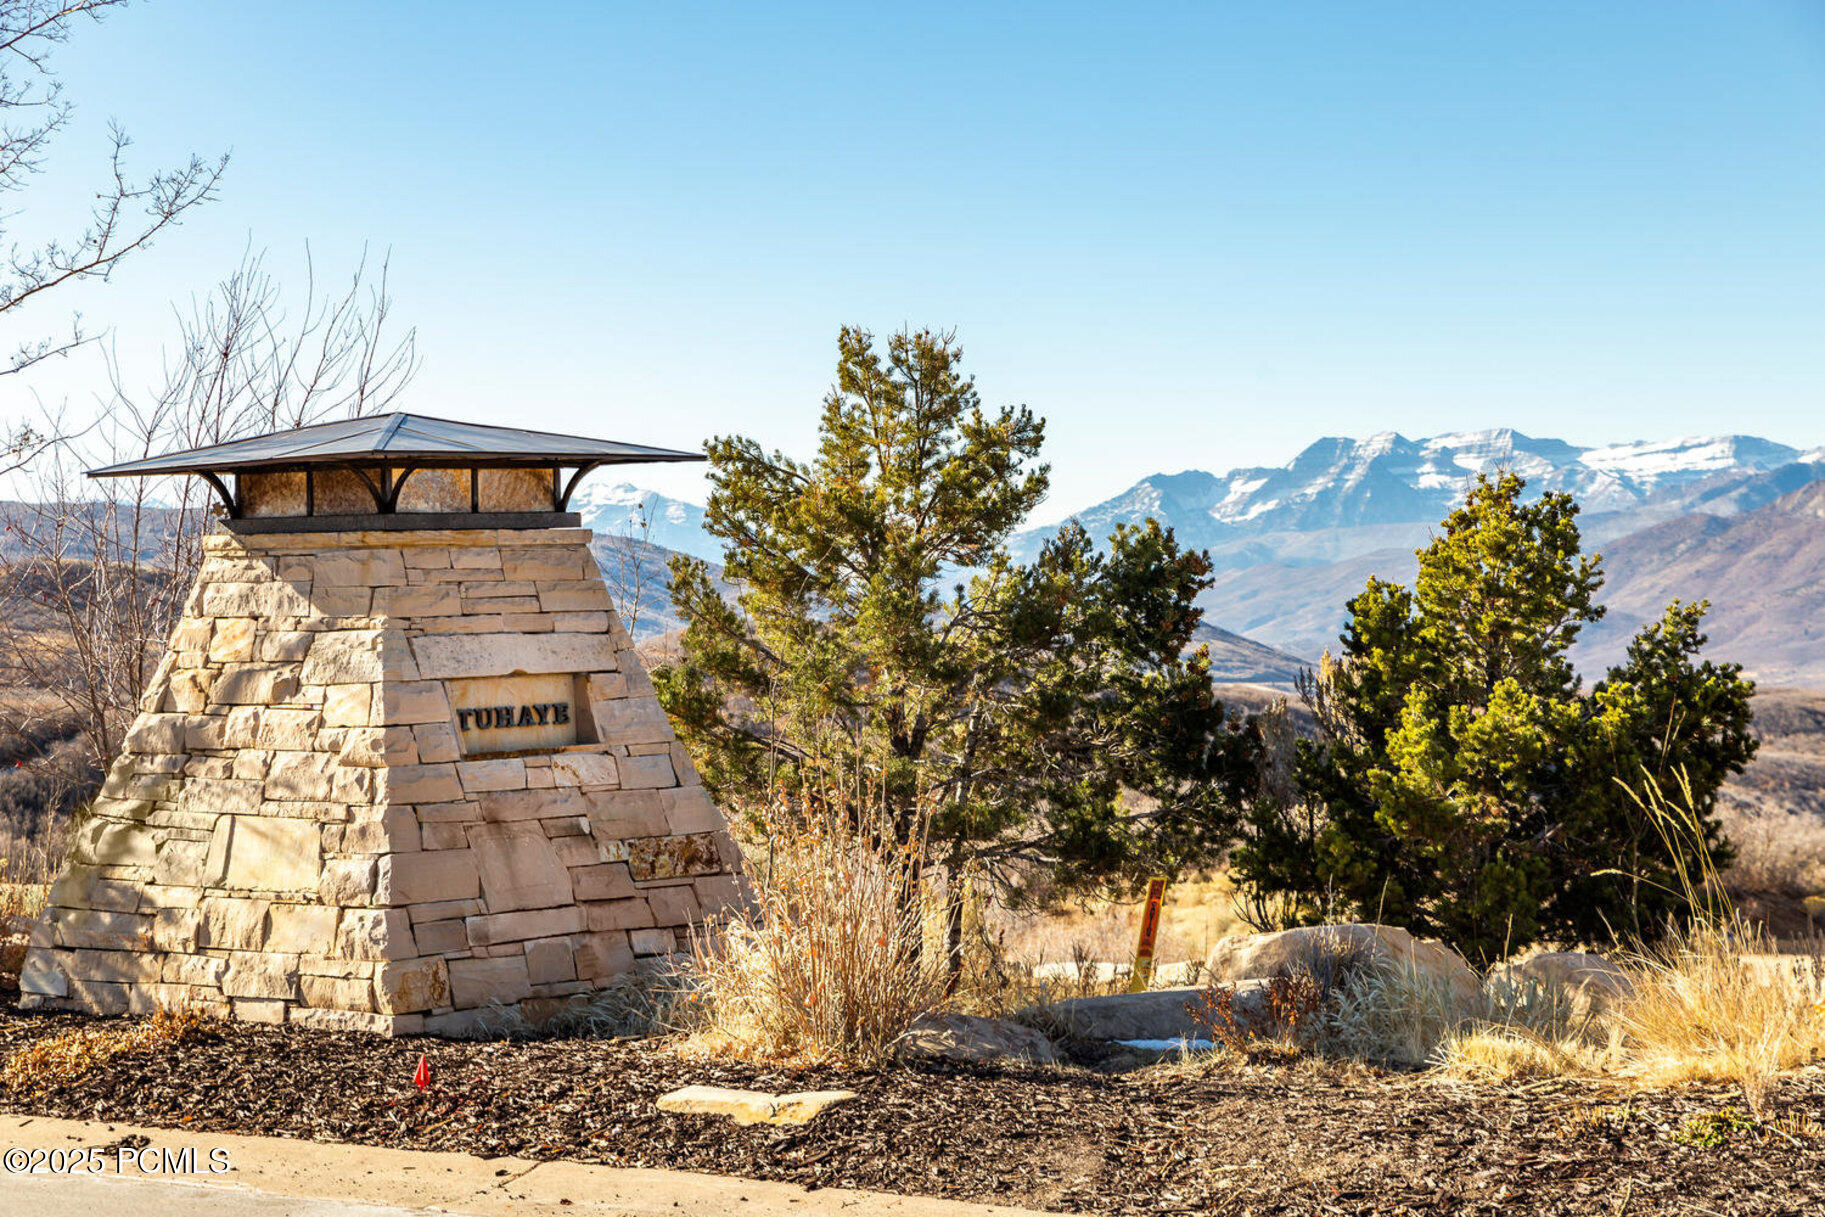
left=10, top=2, right=1825, bottom=518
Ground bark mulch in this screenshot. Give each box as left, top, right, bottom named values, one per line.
left=0, top=1007, right=1820, bottom=1216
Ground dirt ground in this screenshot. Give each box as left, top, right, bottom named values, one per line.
left=0, top=1008, right=1819, bottom=1216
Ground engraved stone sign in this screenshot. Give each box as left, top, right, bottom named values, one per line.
left=21, top=414, right=743, bottom=1036
left=447, top=673, right=589, bottom=755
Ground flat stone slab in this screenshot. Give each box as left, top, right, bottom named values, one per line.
left=1044, top=980, right=1271, bottom=1042
left=657, top=1084, right=859, bottom=1125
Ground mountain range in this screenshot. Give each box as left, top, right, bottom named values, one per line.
left=569, top=481, right=718, bottom=561
left=585, top=430, right=1825, bottom=685
left=1012, top=430, right=1825, bottom=568
left=1048, top=430, right=1825, bottom=682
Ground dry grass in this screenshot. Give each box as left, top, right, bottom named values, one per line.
left=1322, top=952, right=1474, bottom=1068
left=678, top=795, right=949, bottom=1066
left=1442, top=1029, right=1600, bottom=1082
left=1429, top=965, right=1612, bottom=1082
left=1432, top=775, right=1825, bottom=1109
left=1603, top=773, right=1825, bottom=1110
left=1718, top=803, right=1825, bottom=897
left=1199, top=920, right=1825, bottom=1109
left=985, top=872, right=1252, bottom=973
left=0, top=1005, right=208, bottom=1090
left=0, top=880, right=44, bottom=922
left=1612, top=922, right=1825, bottom=1110
left=0, top=824, right=61, bottom=923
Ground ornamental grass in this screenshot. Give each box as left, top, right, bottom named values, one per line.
left=679, top=787, right=949, bottom=1066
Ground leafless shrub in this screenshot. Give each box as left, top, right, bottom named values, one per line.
left=0, top=249, right=416, bottom=840
left=596, top=501, right=655, bottom=636
left=1717, top=804, right=1825, bottom=897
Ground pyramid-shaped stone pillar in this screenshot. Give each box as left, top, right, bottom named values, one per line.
left=19, top=525, right=742, bottom=1034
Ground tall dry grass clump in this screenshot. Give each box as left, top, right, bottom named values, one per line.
left=1434, top=771, right=1825, bottom=1107
left=1616, top=920, right=1823, bottom=1107
left=1601, top=772, right=1825, bottom=1109
left=1434, top=971, right=1612, bottom=1082
left=0, top=826, right=59, bottom=923
left=680, top=789, right=949, bottom=1065
left=1325, top=948, right=1476, bottom=1067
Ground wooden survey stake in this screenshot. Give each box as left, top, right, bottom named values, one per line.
left=1128, top=877, right=1168, bottom=993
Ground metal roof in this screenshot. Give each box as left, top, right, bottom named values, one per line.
left=86, top=412, right=705, bottom=478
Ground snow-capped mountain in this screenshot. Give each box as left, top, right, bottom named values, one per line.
left=568, top=481, right=721, bottom=562
left=1015, top=430, right=1818, bottom=568
left=558, top=432, right=1825, bottom=681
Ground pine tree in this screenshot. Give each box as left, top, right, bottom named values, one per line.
left=655, top=327, right=1252, bottom=970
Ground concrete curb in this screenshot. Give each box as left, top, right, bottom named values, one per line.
left=0, top=1113, right=1068, bottom=1217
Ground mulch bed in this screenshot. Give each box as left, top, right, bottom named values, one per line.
left=0, top=1006, right=1820, bottom=1216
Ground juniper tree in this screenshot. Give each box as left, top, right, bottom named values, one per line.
left=1230, top=473, right=1756, bottom=961
left=656, top=327, right=1252, bottom=971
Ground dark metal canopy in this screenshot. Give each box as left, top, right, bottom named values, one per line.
left=86, top=412, right=705, bottom=478
left=84, top=412, right=705, bottom=531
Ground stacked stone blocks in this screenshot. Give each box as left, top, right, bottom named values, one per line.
left=19, top=525, right=742, bottom=1034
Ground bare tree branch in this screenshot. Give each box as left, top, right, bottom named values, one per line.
left=0, top=249, right=416, bottom=788
left=0, top=1, right=226, bottom=376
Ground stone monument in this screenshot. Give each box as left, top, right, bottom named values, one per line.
left=18, top=413, right=744, bottom=1034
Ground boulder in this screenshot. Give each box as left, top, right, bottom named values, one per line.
left=1205, top=923, right=1481, bottom=1009
left=1044, top=981, right=1271, bottom=1042
left=1488, top=951, right=1634, bottom=1017
left=900, top=1013, right=1058, bottom=1065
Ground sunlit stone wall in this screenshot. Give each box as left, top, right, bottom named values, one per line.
left=18, top=525, right=743, bottom=1035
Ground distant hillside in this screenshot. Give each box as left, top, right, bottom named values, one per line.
left=587, top=533, right=731, bottom=640
left=1198, top=551, right=1399, bottom=664
left=1198, top=480, right=1825, bottom=684
left=1574, top=482, right=1825, bottom=684
left=1194, top=623, right=1309, bottom=686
